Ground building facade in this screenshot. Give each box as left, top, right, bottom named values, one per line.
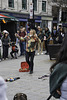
left=51, top=0, right=67, bottom=32
left=0, top=0, right=53, bottom=32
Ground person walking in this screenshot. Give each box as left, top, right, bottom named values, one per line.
left=49, top=34, right=67, bottom=100
left=2, top=31, right=10, bottom=60
left=15, top=29, right=41, bottom=74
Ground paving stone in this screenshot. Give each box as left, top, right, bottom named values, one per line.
left=0, top=53, right=55, bottom=100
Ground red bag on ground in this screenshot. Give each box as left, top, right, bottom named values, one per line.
left=19, top=62, right=29, bottom=72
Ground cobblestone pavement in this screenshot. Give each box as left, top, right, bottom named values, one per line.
left=0, top=53, right=55, bottom=100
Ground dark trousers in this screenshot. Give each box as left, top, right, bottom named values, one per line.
left=25, top=51, right=35, bottom=72
left=3, top=45, right=8, bottom=59
left=10, top=50, right=18, bottom=58
left=45, top=40, right=49, bottom=53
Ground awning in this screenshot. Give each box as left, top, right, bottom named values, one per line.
left=0, top=14, right=18, bottom=21
left=0, top=14, right=10, bottom=20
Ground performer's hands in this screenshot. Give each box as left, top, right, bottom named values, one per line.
left=34, top=34, right=37, bottom=37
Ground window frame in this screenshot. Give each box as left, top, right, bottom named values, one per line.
left=8, top=0, right=14, bottom=8
left=22, top=0, right=27, bottom=10
left=34, top=0, right=37, bottom=11
left=42, top=0, right=46, bottom=12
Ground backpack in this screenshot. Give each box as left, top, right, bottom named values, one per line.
left=13, top=93, right=27, bottom=100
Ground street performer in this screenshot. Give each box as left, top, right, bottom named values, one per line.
left=15, top=29, right=41, bottom=74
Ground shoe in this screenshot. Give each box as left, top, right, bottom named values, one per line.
left=37, top=53, right=39, bottom=55
left=45, top=52, right=49, bottom=55
left=0, top=59, right=1, bottom=62
left=41, top=52, right=43, bottom=55
left=29, top=71, right=33, bottom=74
left=15, top=57, right=17, bottom=59
left=6, top=58, right=8, bottom=60
left=11, top=57, right=14, bottom=59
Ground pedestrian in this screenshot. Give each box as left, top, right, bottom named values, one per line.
left=15, top=29, right=41, bottom=74
left=44, top=27, right=51, bottom=55
left=10, top=42, right=19, bottom=59
left=0, top=76, right=8, bottom=100
left=51, top=26, right=58, bottom=44
left=49, top=34, right=67, bottom=100
left=37, top=27, right=44, bottom=55
left=2, top=31, right=10, bottom=60
left=19, top=27, right=27, bottom=56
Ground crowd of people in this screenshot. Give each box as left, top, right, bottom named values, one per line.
left=0, top=25, right=65, bottom=62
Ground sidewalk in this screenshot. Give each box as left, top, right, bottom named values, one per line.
left=0, top=54, right=55, bottom=100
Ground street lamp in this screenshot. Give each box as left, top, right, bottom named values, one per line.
left=32, top=0, right=34, bottom=19
left=28, top=0, right=35, bottom=29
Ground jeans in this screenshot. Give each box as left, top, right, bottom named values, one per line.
left=19, top=41, right=26, bottom=55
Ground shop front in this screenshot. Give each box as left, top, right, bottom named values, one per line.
left=11, top=13, right=41, bottom=30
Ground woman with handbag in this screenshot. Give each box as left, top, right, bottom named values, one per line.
left=49, top=34, right=67, bottom=100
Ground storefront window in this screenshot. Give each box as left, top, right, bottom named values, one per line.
left=22, top=0, right=27, bottom=10
left=8, top=0, right=14, bottom=8
left=34, top=0, right=37, bottom=11
left=42, top=1, right=46, bottom=12
left=42, top=20, right=48, bottom=30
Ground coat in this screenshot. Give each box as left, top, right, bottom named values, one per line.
left=49, top=63, right=67, bottom=99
